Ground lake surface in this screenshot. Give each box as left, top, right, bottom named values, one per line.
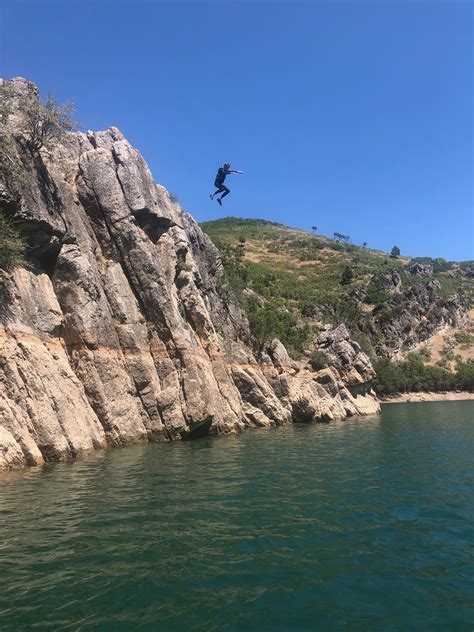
left=1, top=401, right=473, bottom=631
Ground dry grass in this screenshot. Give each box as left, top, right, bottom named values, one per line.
left=413, top=308, right=474, bottom=369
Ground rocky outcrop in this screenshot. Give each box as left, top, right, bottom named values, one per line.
left=407, top=262, right=433, bottom=276
left=364, top=281, right=467, bottom=357
left=0, top=78, right=379, bottom=470
left=386, top=269, right=402, bottom=292
left=316, top=324, right=375, bottom=385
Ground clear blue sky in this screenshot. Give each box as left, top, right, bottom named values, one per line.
left=1, top=1, right=472, bottom=260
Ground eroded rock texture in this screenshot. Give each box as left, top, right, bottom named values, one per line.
left=365, top=281, right=467, bottom=357
left=0, top=78, right=379, bottom=469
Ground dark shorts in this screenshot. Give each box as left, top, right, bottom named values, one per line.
left=214, top=181, right=229, bottom=192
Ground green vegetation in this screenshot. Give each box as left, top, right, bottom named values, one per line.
left=201, top=214, right=468, bottom=320
left=309, top=350, right=328, bottom=371
left=454, top=331, right=474, bottom=345
left=201, top=217, right=472, bottom=387
left=435, top=275, right=458, bottom=300
left=21, top=92, right=78, bottom=151
left=365, top=271, right=391, bottom=305
left=214, top=241, right=249, bottom=300
left=209, top=230, right=310, bottom=357
left=246, top=299, right=309, bottom=356
left=1, top=82, right=79, bottom=213
left=390, top=245, right=401, bottom=258
left=0, top=85, right=25, bottom=196
left=200, top=217, right=284, bottom=241
left=410, top=257, right=452, bottom=273
left=0, top=83, right=79, bottom=274
left=0, top=214, right=25, bottom=270
left=0, top=82, right=14, bottom=125
left=1, top=81, right=78, bottom=152
left=340, top=265, right=353, bottom=285
left=0, top=133, right=24, bottom=198
left=201, top=218, right=390, bottom=317
left=417, top=347, right=432, bottom=361
left=372, top=354, right=474, bottom=395
left=459, top=261, right=474, bottom=274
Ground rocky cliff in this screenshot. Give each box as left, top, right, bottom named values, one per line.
left=363, top=277, right=467, bottom=358
left=0, top=78, right=379, bottom=470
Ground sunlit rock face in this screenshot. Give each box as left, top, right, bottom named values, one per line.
left=0, top=78, right=379, bottom=470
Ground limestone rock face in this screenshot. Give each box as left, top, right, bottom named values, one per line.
left=387, top=269, right=402, bottom=292
left=407, top=263, right=433, bottom=276
left=364, top=281, right=467, bottom=357
left=316, top=324, right=375, bottom=385
left=0, top=78, right=379, bottom=470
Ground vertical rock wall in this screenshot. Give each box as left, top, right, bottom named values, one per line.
left=0, top=78, right=379, bottom=470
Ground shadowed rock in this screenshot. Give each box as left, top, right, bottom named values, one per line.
left=0, top=78, right=380, bottom=470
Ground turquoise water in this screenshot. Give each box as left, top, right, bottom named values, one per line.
left=0, top=401, right=473, bottom=631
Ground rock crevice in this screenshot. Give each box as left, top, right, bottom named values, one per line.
left=0, top=78, right=380, bottom=470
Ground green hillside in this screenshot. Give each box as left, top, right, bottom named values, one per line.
left=200, top=217, right=474, bottom=392
left=201, top=216, right=471, bottom=318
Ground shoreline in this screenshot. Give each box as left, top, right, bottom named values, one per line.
left=380, top=391, right=474, bottom=404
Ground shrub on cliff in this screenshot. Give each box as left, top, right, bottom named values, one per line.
left=0, top=132, right=24, bottom=196
left=246, top=299, right=309, bottom=358
left=246, top=302, right=281, bottom=350
left=340, top=265, right=353, bottom=285
left=0, top=214, right=25, bottom=270
left=216, top=241, right=248, bottom=300
left=0, top=85, right=25, bottom=194
left=20, top=91, right=78, bottom=151
left=0, top=83, right=13, bottom=125
left=324, top=297, right=363, bottom=332
left=1, top=81, right=78, bottom=151
left=309, top=350, right=328, bottom=371
left=365, top=272, right=391, bottom=305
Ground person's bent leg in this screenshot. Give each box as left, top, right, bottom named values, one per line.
left=211, top=184, right=225, bottom=199
left=219, top=186, right=230, bottom=199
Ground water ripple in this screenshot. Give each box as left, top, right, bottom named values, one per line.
left=1, top=402, right=473, bottom=630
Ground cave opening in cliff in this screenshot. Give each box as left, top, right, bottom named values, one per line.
left=33, top=244, right=62, bottom=278
left=133, top=209, right=173, bottom=244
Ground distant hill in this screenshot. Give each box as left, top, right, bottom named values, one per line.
left=201, top=217, right=474, bottom=369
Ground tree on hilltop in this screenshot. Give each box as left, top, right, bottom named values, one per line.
left=390, top=246, right=401, bottom=258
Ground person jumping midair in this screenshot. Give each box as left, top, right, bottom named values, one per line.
left=210, top=163, right=243, bottom=205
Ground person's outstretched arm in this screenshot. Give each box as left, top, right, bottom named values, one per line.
left=226, top=169, right=243, bottom=174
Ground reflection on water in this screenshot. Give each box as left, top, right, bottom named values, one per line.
left=0, top=402, right=473, bottom=630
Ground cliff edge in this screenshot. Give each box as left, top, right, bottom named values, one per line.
left=0, top=78, right=379, bottom=470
